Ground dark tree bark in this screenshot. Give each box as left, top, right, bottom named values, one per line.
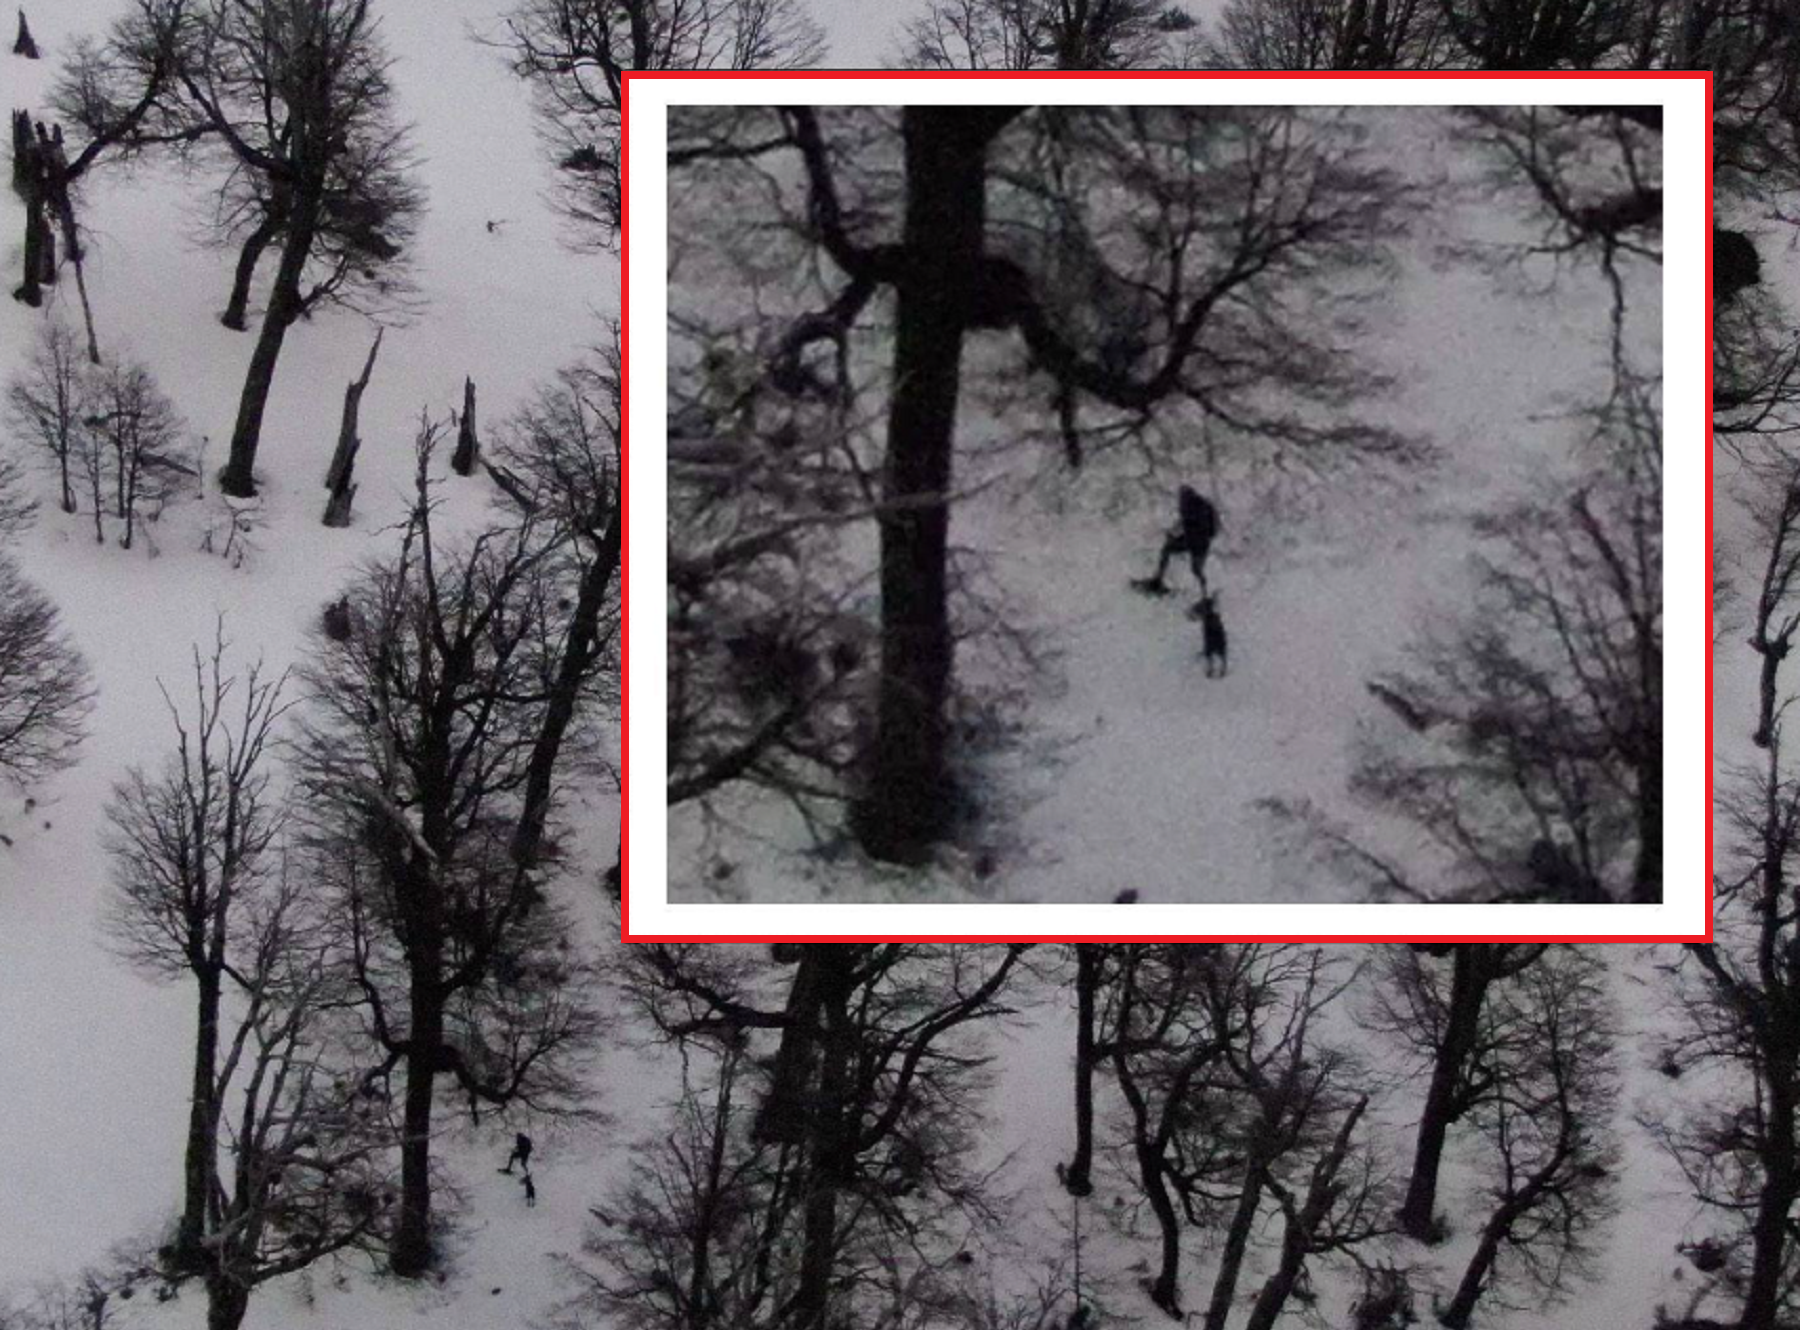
left=220, top=191, right=320, bottom=497
left=11, top=121, right=53, bottom=307
left=1062, top=943, right=1101, bottom=1196
left=391, top=919, right=444, bottom=1277
left=176, top=967, right=223, bottom=1269
left=1740, top=1046, right=1799, bottom=1330
left=205, top=1276, right=250, bottom=1330
left=1633, top=745, right=1661, bottom=903
left=1202, top=1167, right=1267, bottom=1330
left=323, top=329, right=380, bottom=527
left=1396, top=945, right=1543, bottom=1240
left=12, top=9, right=37, bottom=58
left=10, top=107, right=29, bottom=185
left=1241, top=1098, right=1369, bottom=1330
left=452, top=377, right=479, bottom=475
left=509, top=501, right=620, bottom=870
left=1396, top=948, right=1488, bottom=1239
left=854, top=108, right=999, bottom=864
left=792, top=948, right=858, bottom=1330
left=222, top=208, right=282, bottom=331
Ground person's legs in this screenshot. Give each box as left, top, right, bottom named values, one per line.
left=1150, top=531, right=1187, bottom=587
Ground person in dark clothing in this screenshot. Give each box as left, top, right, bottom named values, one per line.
left=1196, top=596, right=1229, bottom=678
left=502, top=1132, right=533, bottom=1174
left=1134, top=485, right=1219, bottom=598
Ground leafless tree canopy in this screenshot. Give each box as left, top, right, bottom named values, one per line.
left=500, top=0, right=824, bottom=245
left=0, top=557, right=95, bottom=788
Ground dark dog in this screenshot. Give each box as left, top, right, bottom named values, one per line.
left=1195, top=596, right=1228, bottom=678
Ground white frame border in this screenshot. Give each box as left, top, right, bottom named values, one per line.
left=625, top=73, right=1706, bottom=941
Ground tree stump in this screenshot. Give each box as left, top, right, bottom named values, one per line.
left=323, top=329, right=382, bottom=527
left=451, top=376, right=478, bottom=475
left=12, top=10, right=38, bottom=58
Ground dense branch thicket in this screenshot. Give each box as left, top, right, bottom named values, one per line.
left=0, top=557, right=95, bottom=788
left=500, top=0, right=823, bottom=246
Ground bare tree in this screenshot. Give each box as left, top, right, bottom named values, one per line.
left=1270, top=386, right=1661, bottom=908
left=1435, top=947, right=1619, bottom=1329
left=0, top=446, right=36, bottom=542
left=555, top=1034, right=791, bottom=1330
left=1375, top=944, right=1550, bottom=1242
left=83, top=354, right=191, bottom=550
left=101, top=629, right=290, bottom=1272
left=198, top=868, right=394, bottom=1330
left=1660, top=443, right=1800, bottom=1330
left=1205, top=0, right=1447, bottom=68
left=206, top=96, right=421, bottom=334
left=895, top=0, right=1175, bottom=70
left=498, top=0, right=824, bottom=247
left=4, top=318, right=91, bottom=515
left=0, top=558, right=95, bottom=788
left=292, top=428, right=601, bottom=1277
left=487, top=341, right=623, bottom=874
left=164, top=0, right=420, bottom=496
left=1096, top=945, right=1385, bottom=1322
left=1434, top=0, right=1645, bottom=68
left=626, top=943, right=1028, bottom=1330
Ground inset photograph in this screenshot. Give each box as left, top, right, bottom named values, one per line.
left=661, top=100, right=1666, bottom=912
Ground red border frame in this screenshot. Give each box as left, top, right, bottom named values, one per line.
left=620, top=70, right=1712, bottom=945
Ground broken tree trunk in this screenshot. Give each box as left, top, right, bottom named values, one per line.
left=11, top=115, right=53, bottom=307
left=40, top=124, right=98, bottom=362
left=323, top=328, right=382, bottom=527
left=451, top=377, right=478, bottom=475
left=10, top=109, right=28, bottom=187
left=12, top=10, right=37, bottom=58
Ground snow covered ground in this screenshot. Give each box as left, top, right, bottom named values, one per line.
left=0, top=4, right=1707, bottom=1330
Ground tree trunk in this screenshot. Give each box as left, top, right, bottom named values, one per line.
left=1137, top=1136, right=1184, bottom=1318
left=1242, top=1211, right=1309, bottom=1330
left=1202, top=1165, right=1265, bottom=1330
left=1398, top=947, right=1486, bottom=1239
left=1632, top=748, right=1661, bottom=903
left=1740, top=1042, right=1798, bottom=1330
left=1063, top=944, right=1099, bottom=1196
left=222, top=213, right=281, bottom=331
left=391, top=980, right=442, bottom=1277
left=758, top=948, right=825, bottom=1146
left=856, top=108, right=992, bottom=865
left=175, top=967, right=223, bottom=1272
left=1439, top=1191, right=1531, bottom=1329
left=451, top=377, right=479, bottom=475
left=205, top=1274, right=251, bottom=1330
left=220, top=199, right=318, bottom=498
left=686, top=1050, right=739, bottom=1330
left=793, top=949, right=855, bottom=1330
left=509, top=502, right=620, bottom=870
left=11, top=109, right=30, bottom=187
left=14, top=186, right=47, bottom=307
left=323, top=329, right=381, bottom=527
